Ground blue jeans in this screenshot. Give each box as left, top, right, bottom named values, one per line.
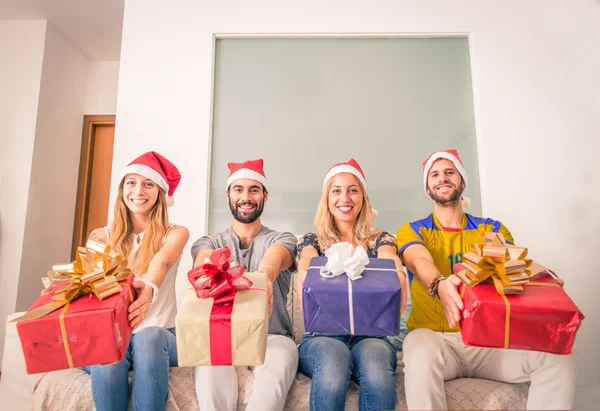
left=83, top=326, right=177, bottom=411
left=298, top=334, right=397, bottom=411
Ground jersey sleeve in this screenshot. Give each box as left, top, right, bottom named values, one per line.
left=396, top=222, right=426, bottom=257
left=497, top=223, right=514, bottom=245
left=485, top=219, right=515, bottom=245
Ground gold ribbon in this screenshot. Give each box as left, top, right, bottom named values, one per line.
left=59, top=304, right=74, bottom=368
left=11, top=239, right=131, bottom=322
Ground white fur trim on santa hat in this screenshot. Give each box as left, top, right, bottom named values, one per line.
left=119, top=164, right=169, bottom=193
left=422, top=151, right=468, bottom=193
left=227, top=169, right=267, bottom=188
left=323, top=164, right=367, bottom=191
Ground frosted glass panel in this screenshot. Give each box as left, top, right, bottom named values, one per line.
left=209, top=37, right=480, bottom=236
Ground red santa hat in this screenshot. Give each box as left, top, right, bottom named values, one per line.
left=226, top=159, right=267, bottom=189
left=422, top=149, right=471, bottom=208
left=323, top=158, right=367, bottom=191
left=323, top=158, right=379, bottom=218
left=118, top=151, right=181, bottom=207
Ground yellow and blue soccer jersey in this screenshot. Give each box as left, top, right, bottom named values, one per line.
left=397, top=213, right=514, bottom=332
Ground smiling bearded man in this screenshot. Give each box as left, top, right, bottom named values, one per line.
left=396, top=149, right=575, bottom=411
left=189, top=158, right=299, bottom=411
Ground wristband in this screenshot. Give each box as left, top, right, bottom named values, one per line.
left=427, top=275, right=446, bottom=299
left=145, top=281, right=159, bottom=304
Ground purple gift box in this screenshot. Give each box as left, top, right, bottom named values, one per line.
left=302, top=257, right=401, bottom=336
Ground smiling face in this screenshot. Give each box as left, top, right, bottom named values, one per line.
left=227, top=178, right=268, bottom=224
left=121, top=173, right=160, bottom=215
left=425, top=158, right=465, bottom=207
left=327, top=173, right=364, bottom=225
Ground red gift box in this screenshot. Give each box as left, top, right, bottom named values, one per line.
left=459, top=271, right=584, bottom=354
left=17, top=276, right=134, bottom=374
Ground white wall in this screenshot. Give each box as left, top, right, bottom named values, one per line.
left=0, top=19, right=47, bottom=369
left=115, top=0, right=599, bottom=399
left=84, top=61, right=120, bottom=114
left=16, top=22, right=89, bottom=311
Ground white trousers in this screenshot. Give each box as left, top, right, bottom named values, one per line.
left=194, top=334, right=299, bottom=411
left=402, top=328, right=577, bottom=410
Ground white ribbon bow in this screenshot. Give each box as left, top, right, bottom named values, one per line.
left=319, top=242, right=369, bottom=281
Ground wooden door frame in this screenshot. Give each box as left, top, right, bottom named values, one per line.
left=71, top=115, right=116, bottom=259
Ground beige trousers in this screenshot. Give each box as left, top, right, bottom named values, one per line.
left=194, top=334, right=299, bottom=411
left=402, top=329, right=576, bottom=410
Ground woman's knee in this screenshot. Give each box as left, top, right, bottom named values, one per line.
left=299, top=337, right=352, bottom=380
left=131, top=326, right=171, bottom=359
left=353, top=339, right=397, bottom=382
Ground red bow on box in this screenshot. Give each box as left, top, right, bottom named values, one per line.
left=187, top=248, right=253, bottom=304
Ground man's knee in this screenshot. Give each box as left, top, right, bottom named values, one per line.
left=403, top=328, right=445, bottom=367
left=534, top=351, right=577, bottom=379
left=267, top=335, right=299, bottom=359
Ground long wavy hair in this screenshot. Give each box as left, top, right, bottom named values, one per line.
left=109, top=180, right=169, bottom=275
left=314, top=174, right=381, bottom=252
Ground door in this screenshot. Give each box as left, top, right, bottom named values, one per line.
left=72, top=115, right=116, bottom=258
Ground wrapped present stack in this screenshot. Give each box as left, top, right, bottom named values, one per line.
left=13, top=240, right=134, bottom=374
left=302, top=242, right=401, bottom=336
left=176, top=248, right=268, bottom=367
left=457, top=233, right=584, bottom=354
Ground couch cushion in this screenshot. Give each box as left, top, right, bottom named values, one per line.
left=31, top=355, right=528, bottom=410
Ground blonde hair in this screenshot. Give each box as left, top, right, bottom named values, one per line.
left=314, top=174, right=381, bottom=252
left=109, top=180, right=169, bottom=275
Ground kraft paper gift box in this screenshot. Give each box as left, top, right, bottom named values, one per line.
left=302, top=256, right=401, bottom=336
left=176, top=271, right=268, bottom=366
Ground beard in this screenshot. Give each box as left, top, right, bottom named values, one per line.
left=229, top=199, right=265, bottom=224
left=427, top=180, right=464, bottom=207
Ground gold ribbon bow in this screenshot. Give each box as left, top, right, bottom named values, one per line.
left=456, top=232, right=533, bottom=295
left=12, top=239, right=132, bottom=323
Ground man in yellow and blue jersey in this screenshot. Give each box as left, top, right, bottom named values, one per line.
left=397, top=149, right=575, bottom=411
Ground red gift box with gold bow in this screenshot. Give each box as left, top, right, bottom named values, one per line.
left=457, top=235, right=584, bottom=354
left=13, top=240, right=134, bottom=374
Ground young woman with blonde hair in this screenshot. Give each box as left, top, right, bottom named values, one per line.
left=84, top=151, right=189, bottom=411
left=296, top=158, right=407, bottom=411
